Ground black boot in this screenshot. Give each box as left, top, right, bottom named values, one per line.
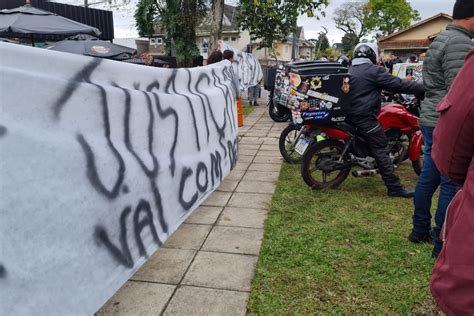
left=387, top=187, right=415, bottom=198
left=408, top=230, right=433, bottom=244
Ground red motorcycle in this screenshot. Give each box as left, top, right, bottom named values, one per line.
left=300, top=101, right=423, bottom=190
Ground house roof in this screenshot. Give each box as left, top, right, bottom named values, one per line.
left=378, top=13, right=453, bottom=42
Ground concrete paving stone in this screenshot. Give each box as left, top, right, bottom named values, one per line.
left=233, top=160, right=252, bottom=171
left=163, top=224, right=212, bottom=250
left=228, top=192, right=273, bottom=209
left=238, top=155, right=254, bottom=163
left=216, top=178, right=240, bottom=192
left=248, top=163, right=282, bottom=172
left=131, top=248, right=196, bottom=284
left=182, top=252, right=258, bottom=291
left=245, top=132, right=268, bottom=138
left=242, top=171, right=280, bottom=183
left=201, top=191, right=232, bottom=207
left=257, top=150, right=281, bottom=157
left=251, top=127, right=270, bottom=132
left=163, top=286, right=248, bottom=316
left=235, top=180, right=276, bottom=194
left=185, top=206, right=223, bottom=225
left=239, top=137, right=263, bottom=145
left=253, top=155, right=283, bottom=164
left=203, top=226, right=263, bottom=255
left=226, top=170, right=246, bottom=181
left=238, top=144, right=260, bottom=150
left=260, top=144, right=279, bottom=151
left=218, top=207, right=268, bottom=229
left=239, top=149, right=258, bottom=156
left=96, top=281, right=175, bottom=316
left=267, top=133, right=282, bottom=138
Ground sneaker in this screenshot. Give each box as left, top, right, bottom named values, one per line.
left=408, top=230, right=433, bottom=244
left=254, top=101, right=259, bottom=106
left=387, top=188, right=415, bottom=198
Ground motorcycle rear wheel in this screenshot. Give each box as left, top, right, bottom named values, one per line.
left=268, top=97, right=291, bottom=122
left=279, top=124, right=305, bottom=164
left=301, top=140, right=351, bottom=190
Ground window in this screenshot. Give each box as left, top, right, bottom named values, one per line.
left=149, top=37, right=163, bottom=45
left=223, top=37, right=229, bottom=41
left=285, top=46, right=289, bottom=53
left=231, top=37, right=237, bottom=42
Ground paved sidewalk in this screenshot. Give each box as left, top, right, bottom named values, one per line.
left=97, top=103, right=285, bottom=315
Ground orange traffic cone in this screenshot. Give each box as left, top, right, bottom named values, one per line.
left=237, top=96, right=244, bottom=127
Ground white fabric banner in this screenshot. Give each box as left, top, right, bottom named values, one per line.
left=217, top=40, right=263, bottom=90
left=0, top=43, right=239, bottom=315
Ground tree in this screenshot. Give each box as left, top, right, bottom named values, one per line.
left=134, top=0, right=158, bottom=37
left=341, top=33, right=358, bottom=53
left=317, top=32, right=330, bottom=53
left=134, top=0, right=209, bottom=67
left=367, top=0, right=420, bottom=37
left=208, top=0, right=225, bottom=52
left=237, top=0, right=329, bottom=48
left=333, top=1, right=373, bottom=45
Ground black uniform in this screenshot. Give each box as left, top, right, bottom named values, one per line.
left=349, top=63, right=425, bottom=193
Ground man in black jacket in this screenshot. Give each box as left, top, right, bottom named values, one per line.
left=349, top=43, right=425, bottom=198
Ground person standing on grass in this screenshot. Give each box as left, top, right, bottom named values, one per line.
left=430, top=49, right=474, bottom=316
left=408, top=0, right=474, bottom=258
left=348, top=42, right=425, bottom=198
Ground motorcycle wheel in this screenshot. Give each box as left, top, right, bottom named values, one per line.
left=301, top=140, right=351, bottom=190
left=268, top=98, right=291, bottom=122
left=279, top=124, right=305, bottom=164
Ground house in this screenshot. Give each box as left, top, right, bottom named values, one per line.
left=378, top=13, right=453, bottom=60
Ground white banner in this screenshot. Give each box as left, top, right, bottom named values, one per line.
left=0, top=43, right=239, bottom=315
left=217, top=40, right=263, bottom=90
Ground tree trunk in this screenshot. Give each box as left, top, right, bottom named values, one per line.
left=179, top=0, right=199, bottom=67
left=208, top=0, right=224, bottom=52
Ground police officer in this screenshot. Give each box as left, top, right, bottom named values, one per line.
left=349, top=43, right=425, bottom=198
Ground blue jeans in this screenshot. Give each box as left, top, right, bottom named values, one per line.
left=412, top=126, right=457, bottom=252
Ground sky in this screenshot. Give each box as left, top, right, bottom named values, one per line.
left=56, top=0, right=455, bottom=42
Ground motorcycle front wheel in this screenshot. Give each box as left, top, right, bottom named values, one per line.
left=279, top=124, right=305, bottom=164
left=301, top=140, right=351, bottom=190
left=268, top=97, right=291, bottom=122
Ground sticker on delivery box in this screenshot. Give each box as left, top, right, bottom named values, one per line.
left=307, top=90, right=339, bottom=103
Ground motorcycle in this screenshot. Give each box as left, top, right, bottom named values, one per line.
left=300, top=101, right=423, bottom=190
left=280, top=94, right=422, bottom=166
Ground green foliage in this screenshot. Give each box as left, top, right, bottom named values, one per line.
left=341, top=33, right=358, bottom=53
left=238, top=0, right=329, bottom=48
left=317, top=33, right=330, bottom=52
left=134, top=0, right=158, bottom=37
left=134, top=0, right=209, bottom=67
left=367, top=0, right=420, bottom=37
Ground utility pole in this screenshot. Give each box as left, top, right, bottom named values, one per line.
left=84, top=0, right=88, bottom=7
left=291, top=31, right=297, bottom=61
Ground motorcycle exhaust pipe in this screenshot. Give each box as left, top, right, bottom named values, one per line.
left=352, top=169, right=379, bottom=177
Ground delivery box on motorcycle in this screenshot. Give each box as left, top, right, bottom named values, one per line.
left=273, top=61, right=352, bottom=124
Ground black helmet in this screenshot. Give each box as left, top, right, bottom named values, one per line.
left=353, top=44, right=378, bottom=64
left=337, top=55, right=350, bottom=68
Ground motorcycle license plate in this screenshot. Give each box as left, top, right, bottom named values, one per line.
left=295, top=137, right=309, bottom=155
